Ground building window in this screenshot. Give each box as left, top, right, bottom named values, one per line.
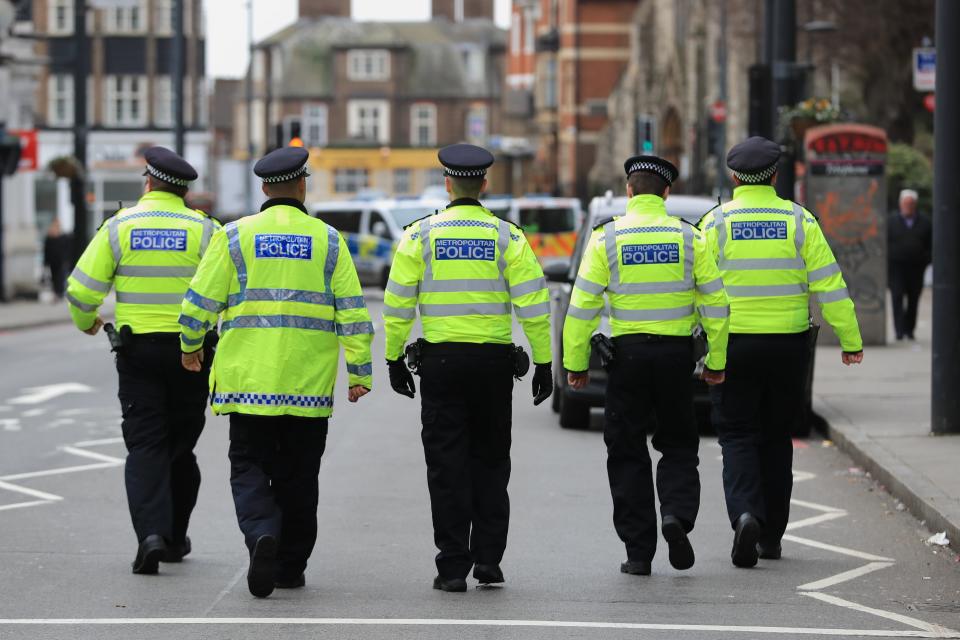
left=465, top=104, right=488, bottom=145
left=393, top=168, right=411, bottom=194
left=347, top=100, right=389, bottom=144
left=459, top=46, right=485, bottom=84
left=334, top=169, right=369, bottom=194
left=105, top=75, right=147, bottom=127
left=154, top=0, right=174, bottom=34
left=346, top=49, right=390, bottom=81
left=540, top=58, right=557, bottom=109
left=410, top=103, right=436, bottom=147
left=106, top=1, right=146, bottom=34
left=47, top=75, right=74, bottom=126
left=154, top=76, right=172, bottom=127
left=302, top=104, right=328, bottom=147
left=48, top=0, right=73, bottom=35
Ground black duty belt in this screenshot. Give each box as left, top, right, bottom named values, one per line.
left=613, top=333, right=692, bottom=347
left=421, top=341, right=513, bottom=357
left=129, top=332, right=182, bottom=344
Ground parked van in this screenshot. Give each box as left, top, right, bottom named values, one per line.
left=482, top=196, right=584, bottom=267
left=588, top=191, right=718, bottom=227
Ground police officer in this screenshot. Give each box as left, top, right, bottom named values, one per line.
left=563, top=155, right=729, bottom=576
left=383, top=144, right=553, bottom=592
left=700, top=137, right=863, bottom=568
left=179, top=147, right=374, bottom=598
left=66, top=147, right=220, bottom=574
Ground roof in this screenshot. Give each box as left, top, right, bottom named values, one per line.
left=258, top=18, right=506, bottom=100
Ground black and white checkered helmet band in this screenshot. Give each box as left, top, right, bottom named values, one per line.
left=261, top=165, right=308, bottom=183
left=146, top=164, right=191, bottom=186
left=733, top=164, right=778, bottom=183
left=443, top=167, right=487, bottom=178
left=627, top=161, right=674, bottom=184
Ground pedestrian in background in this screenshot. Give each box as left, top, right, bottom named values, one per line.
left=180, top=146, right=374, bottom=599
left=66, top=147, right=220, bottom=575
left=43, top=218, right=71, bottom=300
left=887, top=189, right=931, bottom=341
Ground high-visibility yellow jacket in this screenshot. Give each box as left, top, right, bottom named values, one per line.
left=383, top=198, right=552, bottom=364
left=179, top=199, right=373, bottom=418
left=66, top=190, right=221, bottom=333
left=562, top=194, right=730, bottom=372
left=699, top=184, right=862, bottom=352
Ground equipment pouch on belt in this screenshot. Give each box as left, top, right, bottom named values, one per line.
left=511, top=345, right=530, bottom=380
left=590, top=333, right=616, bottom=369
left=405, top=339, right=425, bottom=374
left=103, top=322, right=128, bottom=353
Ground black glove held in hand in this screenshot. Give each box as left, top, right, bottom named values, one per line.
left=387, top=358, right=416, bottom=398
left=532, top=362, right=553, bottom=406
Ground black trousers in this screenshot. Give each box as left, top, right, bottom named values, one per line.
left=418, top=343, right=514, bottom=579
left=710, top=332, right=808, bottom=545
left=889, top=262, right=926, bottom=338
left=116, top=334, right=209, bottom=544
left=604, top=335, right=700, bottom=562
left=228, top=414, right=328, bottom=579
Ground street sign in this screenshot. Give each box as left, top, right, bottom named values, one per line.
left=710, top=100, right=727, bottom=124
left=913, top=47, right=936, bottom=92
left=924, top=93, right=936, bottom=113
left=10, top=130, right=38, bottom=171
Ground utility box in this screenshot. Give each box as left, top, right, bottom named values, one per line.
left=804, top=124, right=888, bottom=346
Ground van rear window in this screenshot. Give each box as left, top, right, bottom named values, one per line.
left=315, top=210, right=362, bottom=233
left=519, top=207, right=576, bottom=234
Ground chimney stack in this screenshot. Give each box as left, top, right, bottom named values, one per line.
left=299, top=0, right=350, bottom=19
left=432, top=0, right=494, bottom=22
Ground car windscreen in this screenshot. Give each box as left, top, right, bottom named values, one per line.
left=519, top=207, right=577, bottom=234
left=315, top=209, right=362, bottom=233
left=386, top=206, right=436, bottom=230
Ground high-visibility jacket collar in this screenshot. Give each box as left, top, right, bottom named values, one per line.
left=261, top=197, right=308, bottom=214
left=732, top=184, right=777, bottom=200
left=625, top=194, right=668, bottom=217
left=446, top=197, right=483, bottom=210
left=138, top=190, right=186, bottom=208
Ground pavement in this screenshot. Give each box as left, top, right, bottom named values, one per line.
left=0, top=299, right=958, bottom=639
left=813, top=289, right=960, bottom=554
left=0, top=295, right=114, bottom=332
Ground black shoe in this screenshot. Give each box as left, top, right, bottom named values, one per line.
left=247, top=535, right=278, bottom=598
left=163, top=536, right=191, bottom=563
left=274, top=573, right=306, bottom=589
left=131, top=534, right=167, bottom=575
left=731, top=513, right=761, bottom=568
left=473, top=564, right=504, bottom=584
left=620, top=560, right=651, bottom=576
left=432, top=576, right=467, bottom=592
left=757, top=542, right=782, bottom=560
left=906, top=333, right=915, bottom=341
left=661, top=515, right=695, bottom=571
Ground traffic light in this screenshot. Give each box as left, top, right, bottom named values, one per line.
left=0, top=132, right=21, bottom=176
left=636, top=115, right=656, bottom=154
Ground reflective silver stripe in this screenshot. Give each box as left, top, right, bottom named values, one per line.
left=699, top=304, right=730, bottom=318
left=714, top=207, right=727, bottom=254
left=324, top=225, right=339, bottom=290
left=383, top=304, right=417, bottom=320
left=610, top=304, right=695, bottom=321
left=347, top=362, right=373, bottom=376
left=66, top=292, right=97, bottom=312
left=566, top=304, right=602, bottom=321
left=792, top=203, right=806, bottom=253
left=225, top=223, right=247, bottom=295
left=337, top=321, right=375, bottom=335
left=696, top=277, right=724, bottom=294
left=726, top=283, right=808, bottom=297
left=514, top=301, right=551, bottom=318
left=107, top=216, right=122, bottom=264
left=199, top=218, right=217, bottom=257
left=609, top=280, right=691, bottom=294
left=221, top=315, right=336, bottom=332
left=509, top=276, right=547, bottom=298
left=604, top=220, right=619, bottom=285
left=420, top=278, right=507, bottom=293
left=115, top=265, right=197, bottom=277
left=682, top=224, right=694, bottom=283
left=335, top=295, right=367, bottom=310
left=808, top=262, right=841, bottom=282
left=420, top=218, right=433, bottom=281
left=719, top=257, right=806, bottom=271
left=243, top=288, right=334, bottom=305
left=574, top=276, right=605, bottom=296
left=185, top=288, right=225, bottom=312
left=418, top=302, right=511, bottom=317
left=115, top=292, right=186, bottom=304
left=497, top=220, right=511, bottom=279
left=816, top=287, right=850, bottom=303
left=70, top=267, right=111, bottom=293
left=386, top=279, right=418, bottom=297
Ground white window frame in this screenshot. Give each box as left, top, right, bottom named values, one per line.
left=465, top=103, right=489, bottom=145
left=48, top=0, right=74, bottom=35
left=347, top=100, right=390, bottom=145
left=333, top=168, right=369, bottom=194
left=346, top=49, right=391, bottom=82
left=154, top=0, right=174, bottom=35
left=153, top=76, right=172, bottom=127
left=302, top=103, right=328, bottom=147
left=409, top=102, right=437, bottom=147
left=393, top=168, right=412, bottom=194
left=105, top=75, right=147, bottom=127
left=47, top=74, right=74, bottom=126
left=105, top=1, right=147, bottom=34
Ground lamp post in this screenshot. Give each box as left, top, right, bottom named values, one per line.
left=802, top=20, right=839, bottom=108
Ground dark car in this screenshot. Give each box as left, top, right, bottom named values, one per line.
left=543, top=195, right=817, bottom=437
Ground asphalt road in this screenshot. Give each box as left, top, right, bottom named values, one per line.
left=0, top=296, right=958, bottom=640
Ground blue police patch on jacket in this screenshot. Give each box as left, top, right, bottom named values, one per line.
left=731, top=220, right=787, bottom=240
left=255, top=234, right=313, bottom=260
left=622, top=243, right=680, bottom=265
left=435, top=238, right=496, bottom=261
left=130, top=228, right=187, bottom=251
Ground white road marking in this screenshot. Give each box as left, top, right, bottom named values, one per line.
left=797, top=561, right=895, bottom=591
left=20, top=408, right=46, bottom=418
left=793, top=470, right=817, bottom=483
left=0, top=617, right=955, bottom=637
left=60, top=446, right=124, bottom=464
left=47, top=418, right=76, bottom=427
left=0, top=479, right=63, bottom=502
left=782, top=534, right=894, bottom=562
left=202, top=566, right=247, bottom=616
left=0, top=500, right=52, bottom=512
left=56, top=408, right=95, bottom=417
left=802, top=593, right=959, bottom=636
left=785, top=511, right=847, bottom=531
left=8, top=383, right=93, bottom=405
left=0, top=461, right=120, bottom=482
left=0, top=418, right=21, bottom=431
left=0, top=405, right=11, bottom=412
left=790, top=498, right=845, bottom=513
left=72, top=437, right=124, bottom=447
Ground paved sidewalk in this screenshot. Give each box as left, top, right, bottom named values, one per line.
left=813, top=288, right=960, bottom=551
left=0, top=296, right=115, bottom=332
